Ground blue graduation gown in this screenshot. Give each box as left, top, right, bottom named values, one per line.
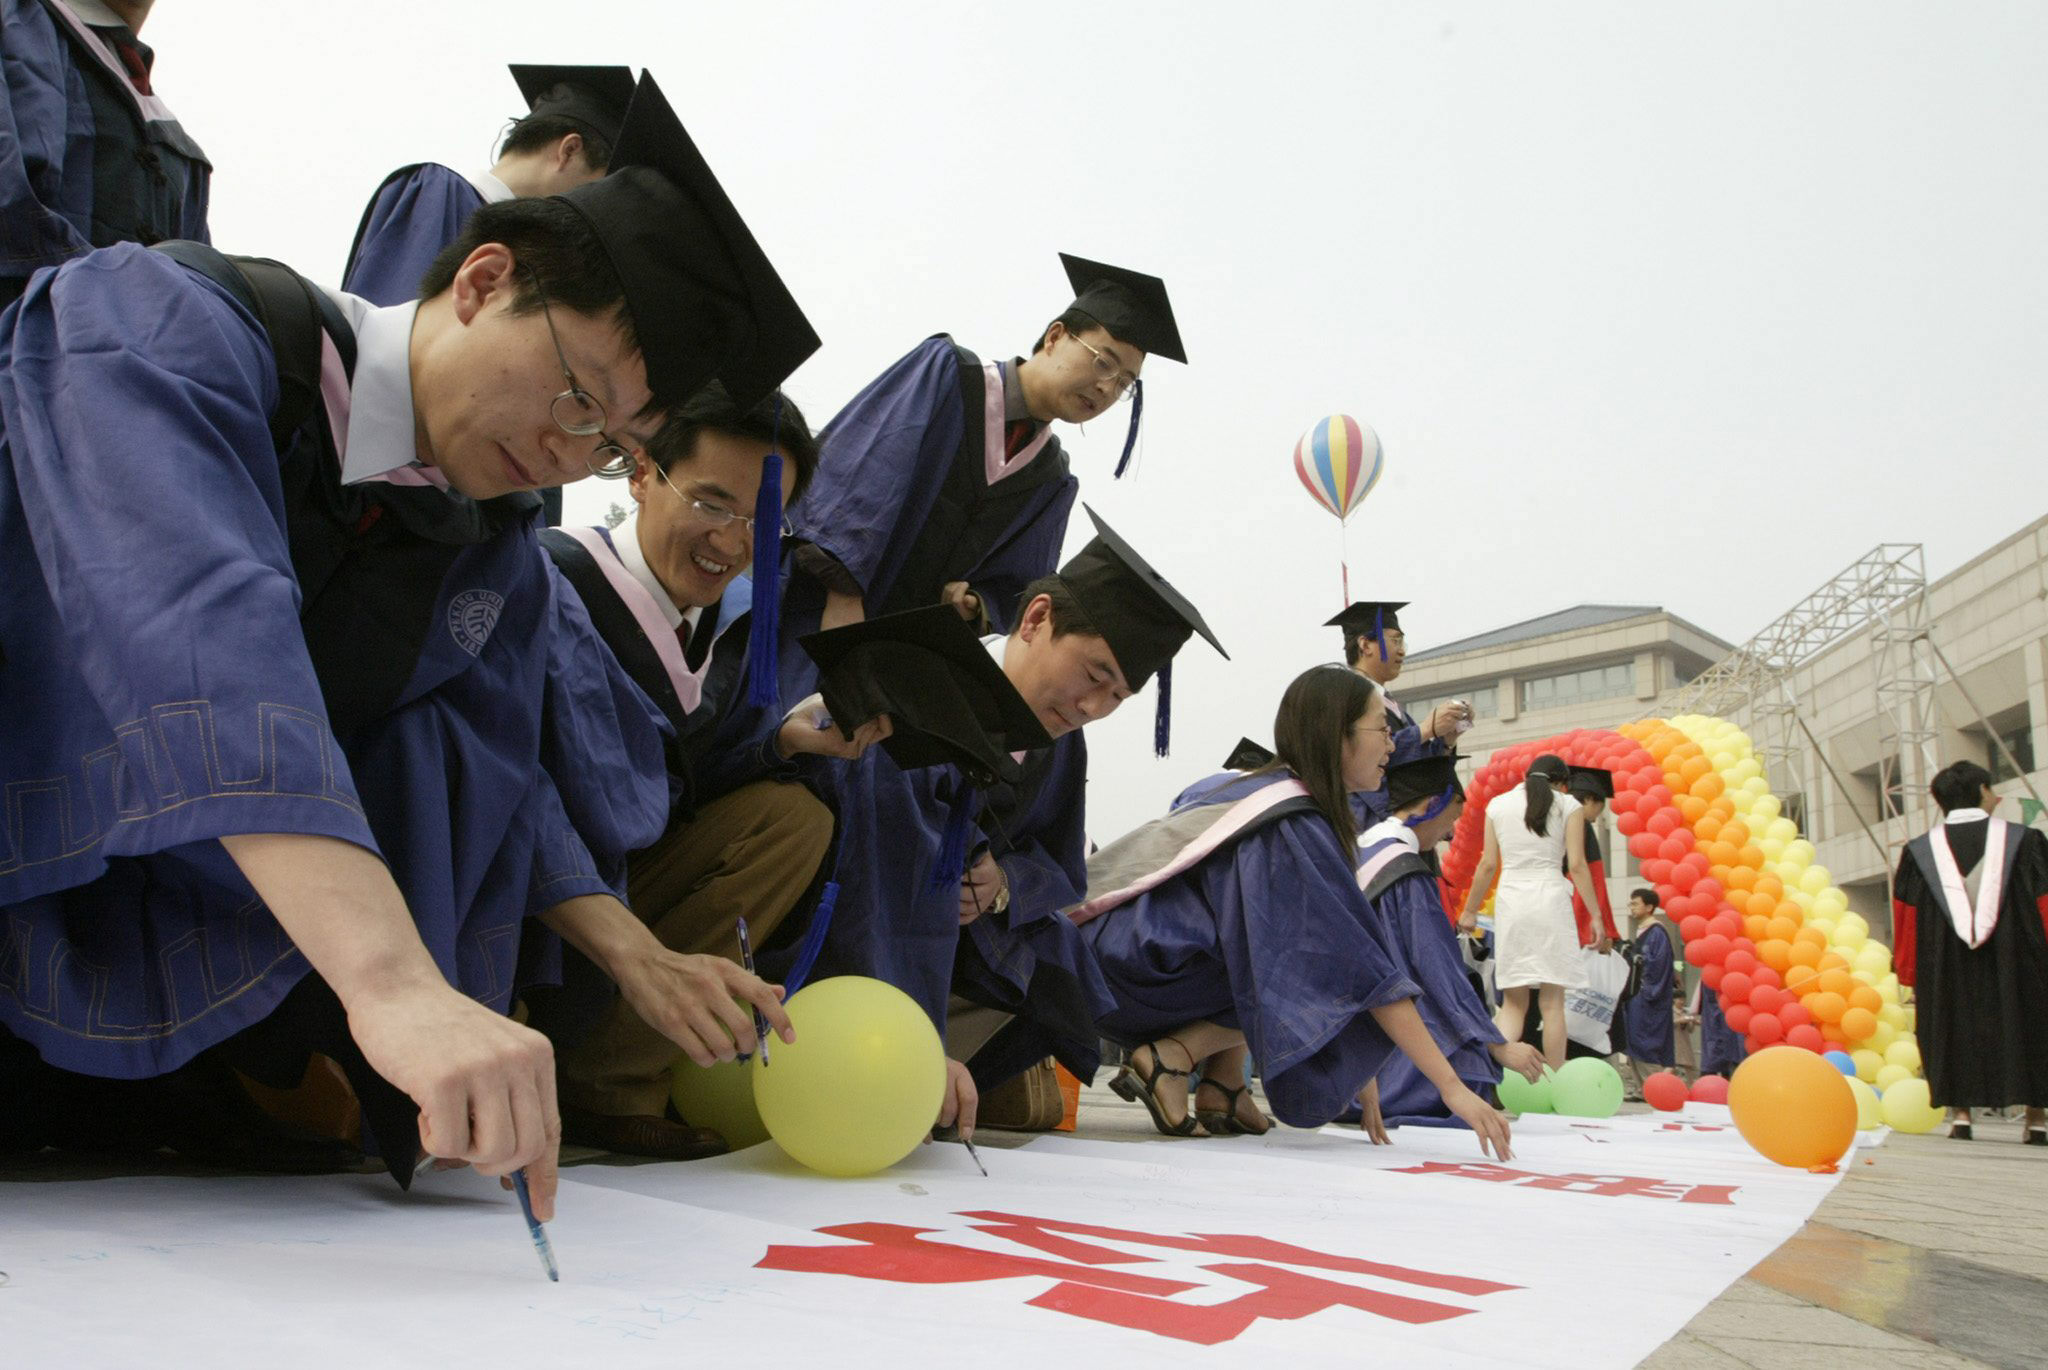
left=0, top=244, right=669, bottom=1081
left=1621, top=922, right=1676, bottom=1066
left=1354, top=694, right=1447, bottom=826
left=779, top=336, right=1076, bottom=701
left=1697, top=980, right=1744, bottom=1077
left=1355, top=828, right=1507, bottom=1127
left=0, top=0, right=209, bottom=303
left=340, top=163, right=485, bottom=307
left=1079, top=772, right=1423, bottom=1129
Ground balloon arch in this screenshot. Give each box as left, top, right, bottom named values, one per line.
left=1439, top=715, right=1924, bottom=1088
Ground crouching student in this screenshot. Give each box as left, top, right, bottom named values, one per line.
left=1353, top=755, right=1543, bottom=1134
left=1069, top=665, right=1514, bottom=1157
left=785, top=509, right=1225, bottom=1138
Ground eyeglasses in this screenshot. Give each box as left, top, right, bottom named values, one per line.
left=526, top=269, right=636, bottom=479
left=655, top=463, right=792, bottom=539
left=1351, top=719, right=1392, bottom=740
left=1069, top=333, right=1139, bottom=403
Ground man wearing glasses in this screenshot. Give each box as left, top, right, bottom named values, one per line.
left=0, top=75, right=811, bottom=1215
left=537, top=385, right=891, bottom=1158
left=776, top=255, right=1184, bottom=698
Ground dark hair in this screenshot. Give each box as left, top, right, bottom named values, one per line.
left=498, top=114, right=614, bottom=173
left=1524, top=753, right=1568, bottom=835
left=1632, top=887, right=1660, bottom=909
left=1032, top=306, right=1103, bottom=355
left=644, top=384, right=820, bottom=507
left=1931, top=760, right=1993, bottom=814
left=1262, top=664, right=1379, bottom=853
left=1012, top=575, right=1101, bottom=638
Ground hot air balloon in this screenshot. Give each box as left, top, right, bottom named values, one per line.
left=1293, top=414, right=1383, bottom=600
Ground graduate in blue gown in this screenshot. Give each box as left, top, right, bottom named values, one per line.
left=1620, top=887, right=1677, bottom=1080
left=1356, top=755, right=1545, bottom=1130
left=0, top=74, right=813, bottom=1202
left=777, top=257, right=1185, bottom=703
left=1327, top=600, right=1475, bottom=826
left=1075, top=665, right=1516, bottom=1158
left=1, top=0, right=209, bottom=307
left=786, top=508, right=1224, bottom=1137
left=1694, top=979, right=1746, bottom=1078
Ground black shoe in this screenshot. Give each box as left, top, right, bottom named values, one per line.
left=562, top=1105, right=728, bottom=1160
left=2025, top=1126, right=2047, bottom=1147
left=1948, top=1121, right=1973, bottom=1141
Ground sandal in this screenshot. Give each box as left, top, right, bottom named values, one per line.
left=1948, top=1121, right=1973, bottom=1141
left=1110, top=1038, right=1199, bottom=1137
left=1194, top=1080, right=1271, bottom=1136
left=2025, top=1117, right=2047, bottom=1146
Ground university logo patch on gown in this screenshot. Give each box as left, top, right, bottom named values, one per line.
left=448, top=589, right=505, bottom=656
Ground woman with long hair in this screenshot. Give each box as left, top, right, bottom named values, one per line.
left=1458, top=754, right=1605, bottom=1069
left=1070, top=665, right=1513, bottom=1155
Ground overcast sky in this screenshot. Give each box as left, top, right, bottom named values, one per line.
left=151, top=1, right=2045, bottom=836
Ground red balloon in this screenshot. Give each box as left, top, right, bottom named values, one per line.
left=1721, top=971, right=1755, bottom=1004
left=1694, top=877, right=1725, bottom=905
left=1640, top=858, right=1673, bottom=885
left=1679, top=914, right=1709, bottom=942
left=1701, top=962, right=1725, bottom=990
left=1633, top=793, right=1662, bottom=821
left=1753, top=966, right=1784, bottom=991
left=1689, top=1075, right=1730, bottom=1104
left=1749, top=984, right=1785, bottom=1015
left=1643, top=1071, right=1688, bottom=1111
left=1725, top=1003, right=1755, bottom=1034
left=1656, top=835, right=1692, bottom=863
left=1628, top=832, right=1661, bottom=860
left=1778, top=999, right=1813, bottom=1031
left=1615, top=811, right=1645, bottom=837
left=1707, top=914, right=1741, bottom=941
left=1645, top=785, right=1674, bottom=808
left=1785, top=1024, right=1825, bottom=1053
left=1670, top=864, right=1701, bottom=893
left=1749, top=1012, right=1785, bottom=1044
left=1646, top=811, right=1679, bottom=837
left=1724, top=950, right=1759, bottom=978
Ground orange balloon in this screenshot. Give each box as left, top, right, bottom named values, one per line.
left=1817, top=952, right=1849, bottom=974
left=1808, top=990, right=1848, bottom=1023
left=1728, top=1047, right=1857, bottom=1170
left=1678, top=795, right=1709, bottom=823
left=1821, top=1024, right=1850, bottom=1045
left=1679, top=756, right=1712, bottom=784
left=1707, top=841, right=1741, bottom=867
left=1783, top=961, right=1818, bottom=988
left=1848, top=985, right=1882, bottom=1015
left=1759, top=939, right=1794, bottom=972
left=1766, top=916, right=1801, bottom=943
left=1774, top=900, right=1804, bottom=923
left=1694, top=815, right=1724, bottom=843
left=1741, top=914, right=1769, bottom=942
left=1788, top=942, right=1823, bottom=970
left=1671, top=743, right=1703, bottom=762
left=1726, top=867, right=1758, bottom=893
left=1746, top=891, right=1778, bottom=919
left=1707, top=798, right=1738, bottom=823
left=1690, top=773, right=1726, bottom=801
left=1816, top=968, right=1853, bottom=998
left=1720, top=821, right=1751, bottom=848
left=1738, top=843, right=1766, bottom=869
left=1754, top=875, right=1785, bottom=901
left=1709, top=864, right=1733, bottom=887
left=1840, top=1007, right=1878, bottom=1040
left=1794, top=926, right=1829, bottom=949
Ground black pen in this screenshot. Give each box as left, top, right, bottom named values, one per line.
left=510, top=1170, right=559, bottom=1282
left=737, top=916, right=769, bottom=1067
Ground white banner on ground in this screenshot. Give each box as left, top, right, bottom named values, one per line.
left=5, top=1113, right=1854, bottom=1369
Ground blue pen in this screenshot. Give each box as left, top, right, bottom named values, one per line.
left=737, top=916, right=769, bottom=1066
left=510, top=1170, right=559, bottom=1282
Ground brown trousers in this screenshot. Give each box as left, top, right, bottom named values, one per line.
left=557, top=779, right=832, bottom=1117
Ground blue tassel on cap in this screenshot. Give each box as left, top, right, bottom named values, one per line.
left=1114, top=376, right=1142, bottom=478
left=929, top=785, right=981, bottom=891
left=783, top=878, right=837, bottom=994
left=745, top=399, right=786, bottom=709
left=1404, top=786, right=1457, bottom=829
left=1373, top=604, right=1387, bottom=661
left=1153, top=659, right=1172, bottom=758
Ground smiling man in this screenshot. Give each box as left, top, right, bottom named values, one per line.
left=537, top=385, right=894, bottom=1158
left=786, top=508, right=1226, bottom=1137
left=1331, top=600, right=1474, bottom=826
left=774, top=256, right=1184, bottom=702
left=0, top=75, right=814, bottom=1211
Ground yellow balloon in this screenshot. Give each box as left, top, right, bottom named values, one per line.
left=1874, top=1062, right=1913, bottom=1092
left=1846, top=1077, right=1883, bottom=1130
left=1765, top=817, right=1798, bottom=842
left=1830, top=924, right=1867, bottom=953
left=1867, top=1020, right=1898, bottom=1052
left=752, top=976, right=947, bottom=1177
left=670, top=1056, right=771, bottom=1150
left=1784, top=840, right=1816, bottom=868
left=1884, top=1038, right=1922, bottom=1073
left=1849, top=1048, right=1884, bottom=1082
left=1751, top=793, right=1782, bottom=821
left=1879, top=1077, right=1943, bottom=1134
left=1877, top=976, right=1901, bottom=1004
left=1760, top=837, right=1786, bottom=862
left=1799, top=867, right=1831, bottom=896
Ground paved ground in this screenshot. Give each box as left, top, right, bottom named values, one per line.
left=1044, top=1084, right=2048, bottom=1370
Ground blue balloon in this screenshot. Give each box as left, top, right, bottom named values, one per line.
left=1824, top=1050, right=1857, bottom=1076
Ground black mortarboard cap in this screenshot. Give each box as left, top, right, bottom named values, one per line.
left=1060, top=254, right=1185, bottom=364
left=1324, top=600, right=1408, bottom=657
left=1057, top=505, right=1226, bottom=691
left=509, top=65, right=636, bottom=147
left=799, top=605, right=1051, bottom=787
left=1223, top=737, right=1275, bottom=771
left=1567, top=765, right=1615, bottom=800
left=555, top=73, right=819, bottom=410
left=1387, top=753, right=1464, bottom=812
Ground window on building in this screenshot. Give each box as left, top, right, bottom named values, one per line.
left=1979, top=704, right=2035, bottom=784
left=1782, top=791, right=1807, bottom=835
left=1518, top=662, right=1634, bottom=712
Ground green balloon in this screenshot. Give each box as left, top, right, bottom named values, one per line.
left=669, top=1055, right=770, bottom=1149
left=1497, top=1067, right=1554, bottom=1114
left=1551, top=1057, right=1624, bottom=1118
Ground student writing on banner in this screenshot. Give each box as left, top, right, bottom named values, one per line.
left=0, top=0, right=210, bottom=308
left=1355, top=754, right=1544, bottom=1132
left=0, top=73, right=812, bottom=1210
left=1071, top=665, right=1515, bottom=1156
left=1891, top=760, right=2048, bottom=1142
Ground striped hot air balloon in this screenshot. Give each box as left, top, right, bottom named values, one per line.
left=1293, top=414, right=1384, bottom=523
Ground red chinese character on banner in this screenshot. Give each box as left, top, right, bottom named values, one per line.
left=756, top=1210, right=1520, bottom=1345
left=1388, top=1161, right=1737, bottom=1206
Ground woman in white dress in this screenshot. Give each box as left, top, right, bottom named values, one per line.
left=1458, top=755, right=1605, bottom=1068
